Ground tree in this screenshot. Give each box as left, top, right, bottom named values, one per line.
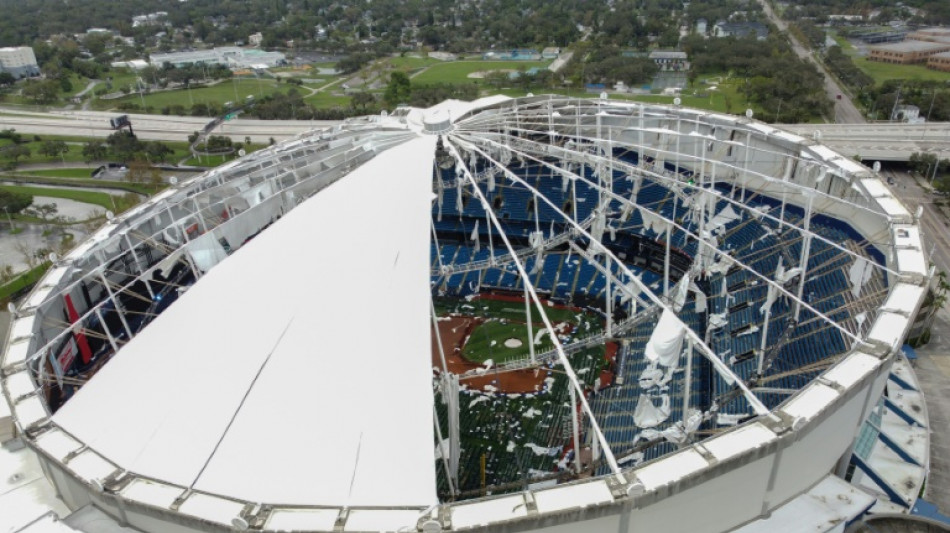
left=350, top=91, right=377, bottom=113
left=3, top=144, right=31, bottom=162
left=0, top=189, right=32, bottom=214
left=106, top=130, right=142, bottom=161
left=82, top=140, right=107, bottom=162
left=126, top=159, right=162, bottom=184
left=21, top=79, right=60, bottom=104
left=0, top=72, right=14, bottom=87
left=384, top=71, right=411, bottom=108
left=145, top=142, right=173, bottom=163
left=484, top=70, right=509, bottom=88
left=931, top=159, right=950, bottom=193
left=23, top=202, right=58, bottom=232
left=39, top=140, right=68, bottom=160
left=909, top=152, right=939, bottom=176
left=14, top=240, right=39, bottom=269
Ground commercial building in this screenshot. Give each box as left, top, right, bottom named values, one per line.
left=907, top=27, right=950, bottom=44
left=149, top=47, right=286, bottom=69
left=869, top=40, right=950, bottom=64
left=648, top=49, right=688, bottom=71
left=482, top=49, right=541, bottom=60
left=928, top=51, right=950, bottom=72
left=712, top=21, right=768, bottom=40
left=0, top=46, right=39, bottom=79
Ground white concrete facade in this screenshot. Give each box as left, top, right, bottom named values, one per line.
left=0, top=46, right=39, bottom=79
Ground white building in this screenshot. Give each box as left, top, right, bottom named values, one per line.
left=149, top=47, right=286, bottom=69
left=0, top=46, right=39, bottom=79
left=132, top=12, right=168, bottom=27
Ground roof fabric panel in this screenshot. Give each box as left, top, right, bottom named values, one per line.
left=54, top=134, right=438, bottom=507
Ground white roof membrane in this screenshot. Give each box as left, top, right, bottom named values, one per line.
left=53, top=135, right=438, bottom=507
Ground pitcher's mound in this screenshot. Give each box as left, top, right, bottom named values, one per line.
left=504, top=338, right=523, bottom=348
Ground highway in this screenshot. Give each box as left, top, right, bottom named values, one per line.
left=3, top=107, right=949, bottom=162
left=779, top=122, right=950, bottom=161
left=0, top=108, right=325, bottom=144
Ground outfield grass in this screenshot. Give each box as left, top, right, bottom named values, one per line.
left=464, top=319, right=553, bottom=364
left=0, top=184, right=120, bottom=212
left=441, top=296, right=603, bottom=364
left=412, top=60, right=553, bottom=85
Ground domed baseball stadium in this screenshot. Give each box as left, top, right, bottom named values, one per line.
left=0, top=96, right=933, bottom=532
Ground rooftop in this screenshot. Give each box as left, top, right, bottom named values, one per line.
left=871, top=40, right=950, bottom=53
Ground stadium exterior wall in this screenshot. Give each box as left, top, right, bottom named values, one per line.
left=26, top=354, right=893, bottom=533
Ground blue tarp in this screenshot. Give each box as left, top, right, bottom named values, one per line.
left=902, top=344, right=919, bottom=361
left=912, top=499, right=950, bottom=525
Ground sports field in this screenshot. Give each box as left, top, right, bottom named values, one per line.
left=436, top=294, right=604, bottom=366
left=412, top=60, right=553, bottom=85
left=93, top=78, right=297, bottom=112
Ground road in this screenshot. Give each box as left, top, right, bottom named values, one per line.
left=0, top=108, right=328, bottom=144
left=779, top=122, right=950, bottom=161
left=754, top=0, right=865, bottom=124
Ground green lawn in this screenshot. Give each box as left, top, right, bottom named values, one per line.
left=0, top=184, right=118, bottom=211
left=4, top=135, right=193, bottom=166
left=303, top=91, right=351, bottom=108
left=412, top=60, right=553, bottom=85
left=104, top=69, right=144, bottom=93
left=851, top=56, right=950, bottom=84
left=831, top=32, right=950, bottom=85
left=0, top=263, right=51, bottom=304
left=17, top=168, right=96, bottom=178
left=93, top=78, right=297, bottom=112
left=61, top=73, right=92, bottom=98
left=183, top=153, right=235, bottom=166
left=389, top=56, right=443, bottom=70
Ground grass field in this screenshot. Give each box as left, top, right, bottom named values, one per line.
left=303, top=91, right=351, bottom=108
left=17, top=168, right=96, bottom=178
left=0, top=184, right=119, bottom=212
left=831, top=32, right=950, bottom=85
left=105, top=69, right=145, bottom=93
left=413, top=60, right=553, bottom=85
left=0, top=263, right=51, bottom=304
left=851, top=56, right=950, bottom=84
left=441, top=296, right=602, bottom=364
left=389, top=56, right=443, bottom=70
left=2, top=135, right=194, bottom=166
left=93, top=77, right=297, bottom=112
